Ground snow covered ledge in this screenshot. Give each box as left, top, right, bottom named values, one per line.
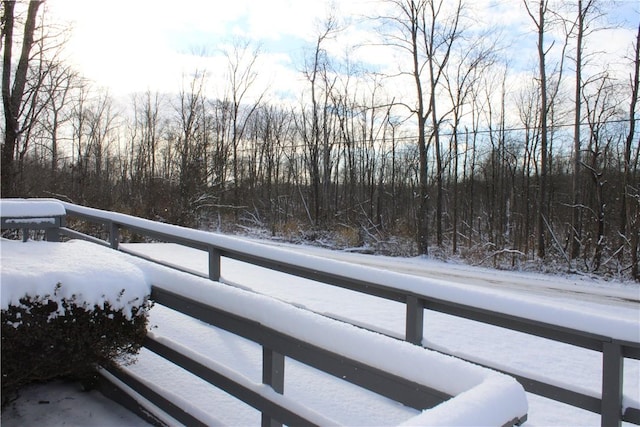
left=0, top=198, right=66, bottom=242
left=0, top=198, right=66, bottom=218
left=0, top=240, right=150, bottom=317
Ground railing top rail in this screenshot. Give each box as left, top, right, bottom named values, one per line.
left=57, top=200, right=640, bottom=350
left=0, top=198, right=66, bottom=217
left=150, top=286, right=452, bottom=411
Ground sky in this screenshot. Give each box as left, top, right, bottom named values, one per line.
left=43, top=0, right=640, bottom=104
left=44, top=0, right=375, bottom=99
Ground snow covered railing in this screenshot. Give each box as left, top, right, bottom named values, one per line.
left=0, top=199, right=66, bottom=242
left=101, top=262, right=529, bottom=427
left=22, top=198, right=639, bottom=427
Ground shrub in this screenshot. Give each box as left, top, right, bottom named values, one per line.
left=1, top=291, right=151, bottom=407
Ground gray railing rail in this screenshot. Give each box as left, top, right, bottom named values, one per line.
left=1, top=213, right=65, bottom=242
left=57, top=204, right=640, bottom=427
left=144, top=287, right=453, bottom=426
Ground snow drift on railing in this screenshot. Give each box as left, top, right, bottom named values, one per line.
left=0, top=199, right=65, bottom=217
left=1, top=240, right=150, bottom=320
left=55, top=199, right=640, bottom=343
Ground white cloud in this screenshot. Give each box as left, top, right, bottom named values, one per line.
left=44, top=0, right=638, bottom=104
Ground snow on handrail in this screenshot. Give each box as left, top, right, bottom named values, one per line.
left=55, top=199, right=639, bottom=344
left=141, top=258, right=529, bottom=426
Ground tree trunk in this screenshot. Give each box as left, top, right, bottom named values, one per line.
left=2, top=0, right=43, bottom=197
left=414, top=21, right=429, bottom=254
left=570, top=0, right=586, bottom=260
left=524, top=0, right=550, bottom=259
left=621, top=23, right=639, bottom=273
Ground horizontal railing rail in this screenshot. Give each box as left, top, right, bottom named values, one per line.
left=1, top=213, right=65, bottom=242
left=54, top=202, right=639, bottom=427
left=150, top=287, right=452, bottom=422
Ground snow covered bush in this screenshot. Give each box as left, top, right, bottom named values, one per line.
left=1, top=292, right=151, bottom=407
left=0, top=240, right=152, bottom=407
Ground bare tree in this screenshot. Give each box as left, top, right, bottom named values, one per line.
left=127, top=90, right=165, bottom=217
left=581, top=73, right=618, bottom=271
left=443, top=27, right=496, bottom=253
left=568, top=0, right=603, bottom=261
left=423, top=0, right=463, bottom=249
left=2, top=0, right=44, bottom=196
left=374, top=0, right=431, bottom=252
left=623, top=22, right=640, bottom=279
left=299, top=14, right=340, bottom=226
left=377, top=0, right=465, bottom=252
left=222, top=38, right=265, bottom=209
left=524, top=0, right=552, bottom=259
left=41, top=62, right=77, bottom=180
left=172, top=71, right=207, bottom=224
left=514, top=75, right=541, bottom=257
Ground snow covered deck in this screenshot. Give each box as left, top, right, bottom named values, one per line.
left=2, top=199, right=639, bottom=426
left=1, top=200, right=529, bottom=426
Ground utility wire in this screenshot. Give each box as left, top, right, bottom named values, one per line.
left=231, top=117, right=638, bottom=153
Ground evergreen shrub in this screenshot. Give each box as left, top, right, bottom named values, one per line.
left=1, top=289, right=151, bottom=407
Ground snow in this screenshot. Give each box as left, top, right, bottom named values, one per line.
left=141, top=255, right=526, bottom=395
left=0, top=199, right=65, bottom=217
left=0, top=380, right=148, bottom=427
left=129, top=304, right=420, bottom=426
left=266, top=239, right=640, bottom=303
left=0, top=240, right=150, bottom=319
left=399, top=376, right=527, bottom=426
left=141, top=331, right=342, bottom=426
left=1, top=241, right=528, bottom=426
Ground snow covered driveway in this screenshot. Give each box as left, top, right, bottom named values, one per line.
left=256, top=239, right=640, bottom=308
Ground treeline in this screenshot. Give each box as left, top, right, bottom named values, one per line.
left=2, top=0, right=640, bottom=279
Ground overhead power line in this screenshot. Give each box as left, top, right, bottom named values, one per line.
left=231, top=117, right=639, bottom=153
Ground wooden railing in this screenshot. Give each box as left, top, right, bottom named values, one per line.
left=123, top=286, right=460, bottom=426
left=97, top=283, right=464, bottom=427
left=4, top=200, right=637, bottom=426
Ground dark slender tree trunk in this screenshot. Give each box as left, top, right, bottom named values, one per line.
left=524, top=0, right=550, bottom=259
left=2, top=1, right=43, bottom=197
left=570, top=0, right=585, bottom=260
left=623, top=23, right=640, bottom=279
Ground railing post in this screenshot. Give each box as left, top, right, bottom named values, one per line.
left=208, top=247, right=221, bottom=281
left=45, top=216, right=63, bottom=242
left=45, top=228, right=60, bottom=242
left=262, top=347, right=284, bottom=427
left=601, top=341, right=623, bottom=427
left=109, top=222, right=120, bottom=249
left=405, top=295, right=424, bottom=345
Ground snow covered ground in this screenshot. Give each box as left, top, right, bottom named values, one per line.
left=2, top=229, right=639, bottom=425
left=1, top=380, right=149, bottom=426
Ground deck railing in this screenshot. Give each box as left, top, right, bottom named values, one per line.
left=3, top=200, right=637, bottom=426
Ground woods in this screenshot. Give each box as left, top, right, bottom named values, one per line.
left=2, top=0, right=639, bottom=279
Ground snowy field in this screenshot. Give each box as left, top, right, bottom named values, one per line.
left=2, top=234, right=639, bottom=426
